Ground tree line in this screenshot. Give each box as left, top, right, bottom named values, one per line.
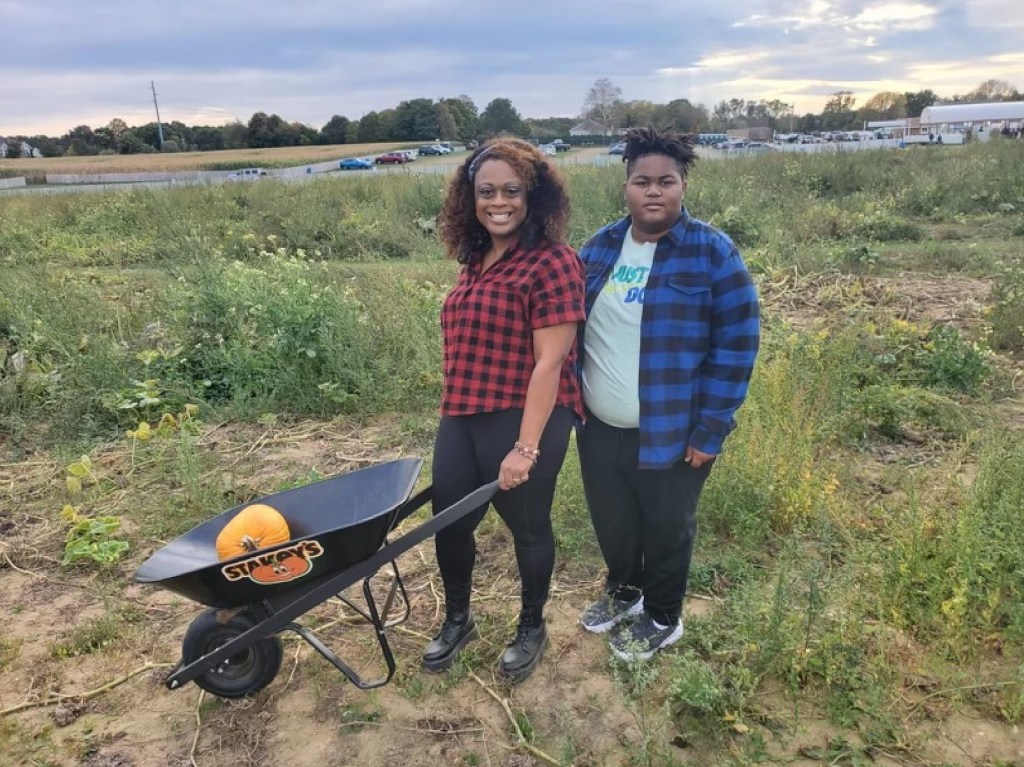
left=6, top=78, right=1020, bottom=158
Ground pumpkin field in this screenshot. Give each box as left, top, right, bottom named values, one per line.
left=1, top=141, right=1024, bottom=767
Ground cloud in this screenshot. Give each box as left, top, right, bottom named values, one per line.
left=1, top=0, right=1020, bottom=136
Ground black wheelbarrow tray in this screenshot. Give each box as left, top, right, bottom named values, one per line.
left=134, top=458, right=497, bottom=698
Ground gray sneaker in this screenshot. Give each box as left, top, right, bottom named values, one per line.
left=580, top=592, right=644, bottom=634
left=609, top=611, right=683, bottom=661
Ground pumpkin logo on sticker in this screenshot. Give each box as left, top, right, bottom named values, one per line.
left=221, top=540, right=325, bottom=585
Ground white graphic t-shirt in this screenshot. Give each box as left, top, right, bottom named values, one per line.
left=582, top=227, right=656, bottom=428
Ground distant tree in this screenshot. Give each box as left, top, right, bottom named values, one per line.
left=858, top=91, right=907, bottom=123
left=757, top=99, right=795, bottom=129
left=712, top=98, right=748, bottom=128
left=435, top=102, right=458, bottom=141
left=478, top=98, right=526, bottom=137
left=582, top=78, right=624, bottom=130
left=92, top=127, right=118, bottom=152
left=127, top=123, right=162, bottom=151
left=119, top=133, right=154, bottom=154
left=904, top=89, right=938, bottom=117
left=26, top=135, right=61, bottom=157
left=192, top=125, right=225, bottom=151
left=795, top=113, right=822, bottom=133
left=821, top=91, right=858, bottom=130
left=524, top=116, right=575, bottom=140
left=246, top=112, right=292, bottom=148
left=620, top=100, right=659, bottom=128
left=63, top=125, right=99, bottom=155
left=440, top=96, right=479, bottom=141
left=165, top=120, right=193, bottom=150
left=656, top=98, right=710, bottom=133
left=357, top=111, right=387, bottom=142
left=344, top=120, right=359, bottom=143
left=107, top=118, right=129, bottom=142
left=964, top=79, right=1019, bottom=103
left=291, top=122, right=319, bottom=146
left=393, top=98, right=439, bottom=140
left=320, top=115, right=351, bottom=145
left=221, top=120, right=248, bottom=149
left=4, top=139, right=22, bottom=158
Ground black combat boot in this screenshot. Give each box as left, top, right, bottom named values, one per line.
left=497, top=609, right=548, bottom=682
left=422, top=608, right=478, bottom=672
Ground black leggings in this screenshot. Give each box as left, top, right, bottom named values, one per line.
left=431, top=407, right=574, bottom=619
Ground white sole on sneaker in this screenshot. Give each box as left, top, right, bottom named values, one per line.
left=581, top=596, right=645, bottom=634
left=610, top=621, right=683, bottom=661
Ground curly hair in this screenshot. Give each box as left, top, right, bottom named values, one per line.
left=438, top=137, right=570, bottom=264
left=623, top=125, right=698, bottom=179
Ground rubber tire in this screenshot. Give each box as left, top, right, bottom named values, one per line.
left=181, top=608, right=283, bottom=698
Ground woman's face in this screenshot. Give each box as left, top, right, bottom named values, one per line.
left=474, top=159, right=528, bottom=248
left=625, top=153, right=686, bottom=242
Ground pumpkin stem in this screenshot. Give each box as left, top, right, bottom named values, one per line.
left=241, top=534, right=261, bottom=552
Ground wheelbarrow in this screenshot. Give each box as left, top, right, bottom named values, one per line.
left=134, top=457, right=497, bottom=698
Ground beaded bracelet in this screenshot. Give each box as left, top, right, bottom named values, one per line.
left=513, top=441, right=540, bottom=463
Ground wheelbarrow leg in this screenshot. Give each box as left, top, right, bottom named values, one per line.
left=284, top=621, right=396, bottom=690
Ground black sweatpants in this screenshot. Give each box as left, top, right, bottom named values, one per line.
left=577, top=414, right=712, bottom=626
left=431, top=406, right=574, bottom=621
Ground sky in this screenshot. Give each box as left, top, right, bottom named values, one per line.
left=1, top=0, right=1022, bottom=137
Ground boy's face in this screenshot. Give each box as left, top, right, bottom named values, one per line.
left=625, top=153, right=686, bottom=242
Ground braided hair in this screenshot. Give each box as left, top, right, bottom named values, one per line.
left=622, top=125, right=698, bottom=178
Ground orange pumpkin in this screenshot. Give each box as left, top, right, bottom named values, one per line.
left=215, top=503, right=291, bottom=561
left=250, top=555, right=311, bottom=584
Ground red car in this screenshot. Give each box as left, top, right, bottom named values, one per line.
left=374, top=152, right=408, bottom=165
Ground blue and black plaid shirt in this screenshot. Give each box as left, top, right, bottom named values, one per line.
left=579, top=209, right=760, bottom=469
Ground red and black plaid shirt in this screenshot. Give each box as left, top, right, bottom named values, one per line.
left=441, top=242, right=585, bottom=417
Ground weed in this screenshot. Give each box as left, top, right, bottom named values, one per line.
left=920, top=324, right=991, bottom=392
left=513, top=709, right=535, bottom=743
left=988, top=257, right=1024, bottom=351
left=667, top=651, right=725, bottom=716
left=611, top=649, right=674, bottom=767
left=0, top=632, right=21, bottom=669
left=50, top=611, right=125, bottom=658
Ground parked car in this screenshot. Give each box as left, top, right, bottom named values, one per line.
left=719, top=140, right=749, bottom=151
left=418, top=145, right=444, bottom=156
left=551, top=139, right=571, bottom=152
left=538, top=143, right=557, bottom=156
left=227, top=167, right=268, bottom=181
left=339, top=157, right=372, bottom=170
left=742, top=142, right=776, bottom=154
left=375, top=152, right=408, bottom=165
left=608, top=143, right=626, bottom=155
left=400, top=150, right=416, bottom=161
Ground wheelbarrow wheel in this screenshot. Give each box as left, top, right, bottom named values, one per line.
left=181, top=608, right=283, bottom=698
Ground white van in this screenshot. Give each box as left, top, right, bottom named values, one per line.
left=227, top=168, right=269, bottom=181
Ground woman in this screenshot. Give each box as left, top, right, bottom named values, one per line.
left=423, top=138, right=584, bottom=682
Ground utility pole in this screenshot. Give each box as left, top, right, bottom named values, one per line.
left=151, top=81, right=165, bottom=150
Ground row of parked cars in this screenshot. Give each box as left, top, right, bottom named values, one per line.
left=337, top=143, right=455, bottom=170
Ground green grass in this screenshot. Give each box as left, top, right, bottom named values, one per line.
left=2, top=139, right=1023, bottom=765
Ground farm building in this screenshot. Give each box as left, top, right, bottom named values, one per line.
left=569, top=118, right=615, bottom=137
left=920, top=102, right=1024, bottom=138
left=920, top=101, right=1024, bottom=127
